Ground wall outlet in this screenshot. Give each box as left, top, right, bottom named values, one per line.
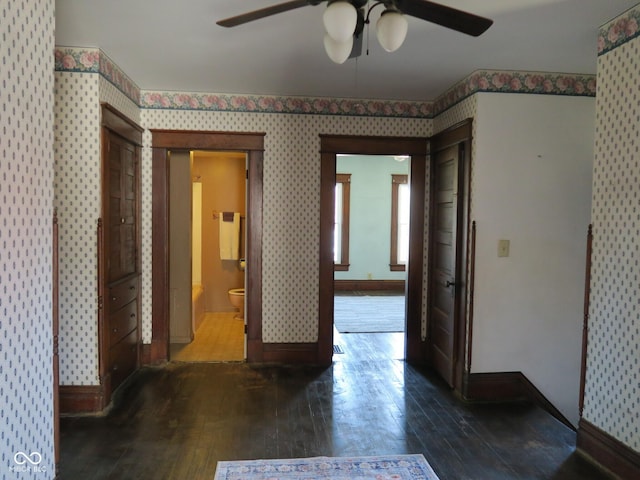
left=367, top=273, right=373, bottom=280
left=498, top=239, right=510, bottom=257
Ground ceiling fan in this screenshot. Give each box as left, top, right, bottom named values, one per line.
left=217, top=1, right=493, bottom=64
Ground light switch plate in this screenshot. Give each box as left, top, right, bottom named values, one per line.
left=498, top=239, right=510, bottom=257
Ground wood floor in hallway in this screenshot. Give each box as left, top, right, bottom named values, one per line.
left=59, top=332, right=613, bottom=480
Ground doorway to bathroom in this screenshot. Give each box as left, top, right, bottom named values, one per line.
left=169, top=150, right=247, bottom=362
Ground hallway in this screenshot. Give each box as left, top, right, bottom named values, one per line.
left=59, top=333, right=611, bottom=479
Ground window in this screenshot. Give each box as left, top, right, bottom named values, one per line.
left=390, top=174, right=409, bottom=271
left=334, top=173, right=351, bottom=271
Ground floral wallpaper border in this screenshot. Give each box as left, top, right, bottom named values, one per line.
left=433, top=70, right=597, bottom=117
left=139, top=91, right=433, bottom=118
left=54, top=47, right=597, bottom=119
left=598, top=4, right=640, bottom=56
left=55, top=47, right=141, bottom=104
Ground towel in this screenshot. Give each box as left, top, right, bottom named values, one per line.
left=219, top=212, right=240, bottom=260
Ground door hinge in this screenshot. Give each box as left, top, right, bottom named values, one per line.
left=244, top=324, right=248, bottom=334
left=98, top=295, right=104, bottom=310
left=246, top=169, right=249, bottom=179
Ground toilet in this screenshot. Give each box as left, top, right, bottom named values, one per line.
left=228, top=288, right=244, bottom=320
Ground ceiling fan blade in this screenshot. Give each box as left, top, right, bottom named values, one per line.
left=217, top=1, right=320, bottom=28
left=396, top=0, right=493, bottom=37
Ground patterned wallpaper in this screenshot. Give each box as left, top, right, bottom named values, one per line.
left=140, top=111, right=431, bottom=343
left=584, top=3, right=640, bottom=452
left=1, top=0, right=55, bottom=476
left=51, top=49, right=603, bottom=380
left=54, top=72, right=140, bottom=385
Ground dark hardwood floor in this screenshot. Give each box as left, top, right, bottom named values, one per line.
left=59, top=332, right=612, bottom=479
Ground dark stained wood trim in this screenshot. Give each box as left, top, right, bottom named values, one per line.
left=405, top=152, right=427, bottom=363
left=334, top=173, right=351, bottom=271
left=466, top=221, right=477, bottom=376
left=150, top=131, right=265, bottom=364
left=59, top=385, right=105, bottom=414
left=577, top=418, right=640, bottom=480
left=151, top=147, right=170, bottom=364
left=318, top=151, right=336, bottom=366
left=263, top=343, right=318, bottom=364
left=101, top=103, right=143, bottom=146
left=390, top=174, right=408, bottom=270
left=320, top=135, right=428, bottom=156
left=334, top=280, right=405, bottom=291
left=150, top=130, right=265, bottom=151
left=246, top=149, right=264, bottom=362
left=52, top=211, right=60, bottom=473
left=464, top=372, right=575, bottom=431
left=320, top=135, right=428, bottom=366
left=579, top=224, right=592, bottom=418
left=464, top=372, right=525, bottom=401
left=140, top=343, right=152, bottom=366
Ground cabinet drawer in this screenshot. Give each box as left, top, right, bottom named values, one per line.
left=109, top=329, right=138, bottom=391
left=108, top=276, right=138, bottom=311
left=108, top=299, right=137, bottom=346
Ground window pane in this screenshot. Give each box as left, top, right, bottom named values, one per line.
left=398, top=183, right=410, bottom=264
left=334, top=183, right=343, bottom=263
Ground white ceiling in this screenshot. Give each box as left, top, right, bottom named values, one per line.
left=55, top=0, right=638, bottom=101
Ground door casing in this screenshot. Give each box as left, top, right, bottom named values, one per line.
left=149, top=130, right=265, bottom=363
left=319, top=135, right=428, bottom=364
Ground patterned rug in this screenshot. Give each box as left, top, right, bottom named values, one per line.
left=213, top=454, right=439, bottom=479
left=334, top=295, right=405, bottom=333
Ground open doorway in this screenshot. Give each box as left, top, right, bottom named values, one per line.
left=318, top=135, right=428, bottom=365
left=169, top=150, right=247, bottom=362
left=149, top=130, right=264, bottom=365
left=332, top=154, right=409, bottom=360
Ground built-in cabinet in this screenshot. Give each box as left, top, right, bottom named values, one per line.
left=98, top=104, right=143, bottom=404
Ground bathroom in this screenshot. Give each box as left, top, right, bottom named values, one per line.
left=169, top=150, right=246, bottom=362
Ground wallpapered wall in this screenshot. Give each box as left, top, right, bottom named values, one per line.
left=1, top=0, right=55, bottom=476
left=140, top=110, right=431, bottom=343
left=54, top=44, right=602, bottom=394
left=584, top=4, right=640, bottom=451
left=54, top=72, right=139, bottom=385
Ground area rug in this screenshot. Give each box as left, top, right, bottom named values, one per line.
left=213, top=454, right=439, bottom=480
left=334, top=295, right=405, bottom=333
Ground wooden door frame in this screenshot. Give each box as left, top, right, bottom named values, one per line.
left=319, top=135, right=428, bottom=365
left=149, top=130, right=265, bottom=364
left=428, top=120, right=472, bottom=392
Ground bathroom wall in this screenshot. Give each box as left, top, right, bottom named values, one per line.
left=335, top=155, right=410, bottom=281
left=193, top=151, right=246, bottom=312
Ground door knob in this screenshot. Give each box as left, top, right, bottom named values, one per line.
left=446, top=280, right=456, bottom=288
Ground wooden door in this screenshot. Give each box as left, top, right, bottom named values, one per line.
left=106, top=134, right=138, bottom=282
left=429, top=144, right=462, bottom=387
left=99, top=104, right=143, bottom=406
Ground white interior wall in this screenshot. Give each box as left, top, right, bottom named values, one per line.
left=471, top=92, right=595, bottom=426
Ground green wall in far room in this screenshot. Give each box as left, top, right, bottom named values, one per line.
left=336, top=155, right=409, bottom=281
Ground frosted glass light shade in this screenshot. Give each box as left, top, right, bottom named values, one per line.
left=323, top=1, right=358, bottom=43
left=324, top=33, right=353, bottom=64
left=376, top=10, right=408, bottom=52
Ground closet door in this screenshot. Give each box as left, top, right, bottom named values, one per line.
left=99, top=104, right=143, bottom=406
left=107, top=134, right=138, bottom=282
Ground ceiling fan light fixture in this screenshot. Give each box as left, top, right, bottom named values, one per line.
left=323, top=1, right=358, bottom=43
left=376, top=9, right=408, bottom=52
left=323, top=33, right=353, bottom=64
